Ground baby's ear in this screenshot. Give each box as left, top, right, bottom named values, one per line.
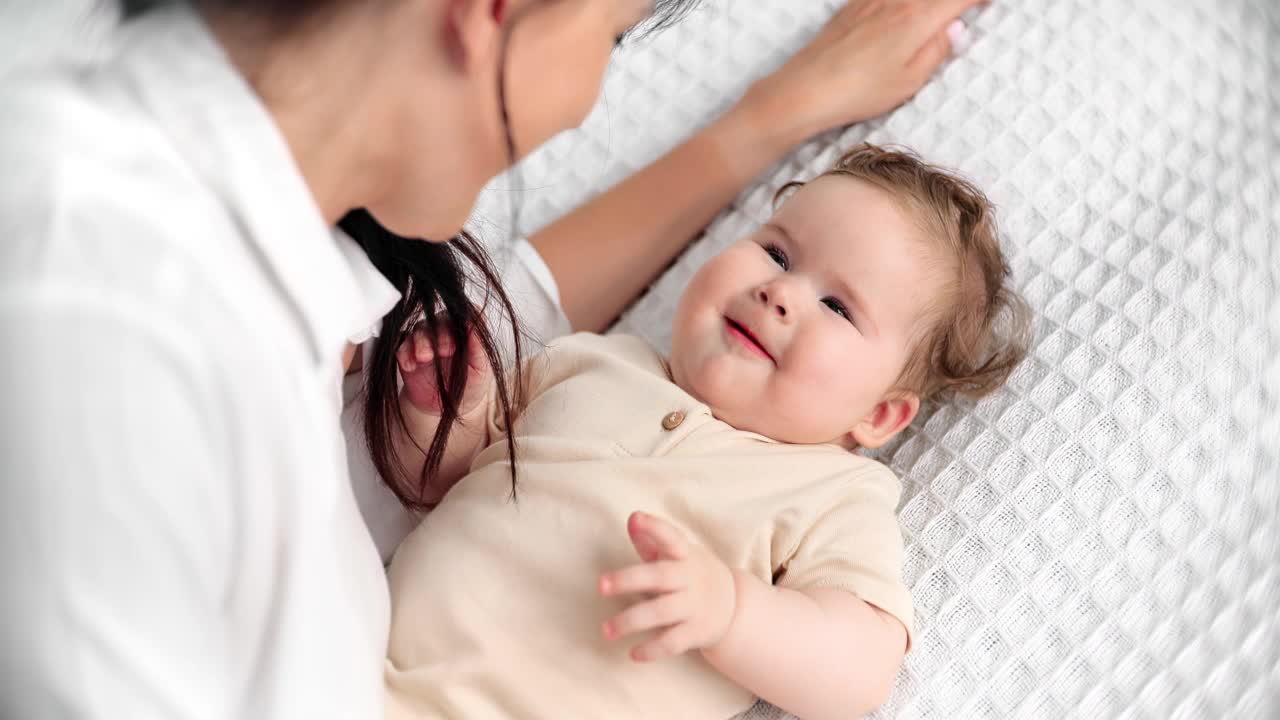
left=850, top=392, right=920, bottom=449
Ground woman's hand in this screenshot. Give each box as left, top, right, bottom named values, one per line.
left=598, top=512, right=738, bottom=662
left=742, top=0, right=988, bottom=146
left=396, top=325, right=492, bottom=417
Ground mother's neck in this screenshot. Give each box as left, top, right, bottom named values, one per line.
left=205, top=4, right=420, bottom=225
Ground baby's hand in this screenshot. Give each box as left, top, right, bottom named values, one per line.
left=599, top=512, right=737, bottom=662
left=396, top=324, right=491, bottom=416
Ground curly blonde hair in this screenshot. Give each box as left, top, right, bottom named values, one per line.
left=777, top=144, right=1032, bottom=401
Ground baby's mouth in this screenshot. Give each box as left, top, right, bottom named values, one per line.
left=724, top=317, right=775, bottom=364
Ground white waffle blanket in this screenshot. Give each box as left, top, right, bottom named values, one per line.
left=475, top=1, right=1280, bottom=718
left=7, top=1, right=1275, bottom=718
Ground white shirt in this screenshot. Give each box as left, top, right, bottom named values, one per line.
left=0, top=0, right=118, bottom=79
left=0, top=0, right=574, bottom=570
left=0, top=5, right=403, bottom=718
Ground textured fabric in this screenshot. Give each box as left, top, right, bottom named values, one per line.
left=478, top=1, right=1280, bottom=718
left=385, top=333, right=911, bottom=719
left=0, top=5, right=396, bottom=718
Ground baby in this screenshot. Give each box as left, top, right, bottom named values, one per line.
left=383, top=145, right=1030, bottom=720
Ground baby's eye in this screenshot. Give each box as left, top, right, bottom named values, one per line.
left=822, top=297, right=854, bottom=324
left=763, top=244, right=789, bottom=270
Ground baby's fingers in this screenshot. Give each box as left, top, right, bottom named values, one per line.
left=599, top=561, right=687, bottom=597
left=412, top=327, right=460, bottom=363
left=630, top=623, right=699, bottom=663
left=627, top=512, right=688, bottom=562
left=602, top=593, right=688, bottom=641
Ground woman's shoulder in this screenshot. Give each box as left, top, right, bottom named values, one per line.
left=0, top=69, right=252, bottom=384
left=2, top=58, right=175, bottom=168
left=1, top=68, right=229, bottom=288
left=3, top=62, right=206, bottom=195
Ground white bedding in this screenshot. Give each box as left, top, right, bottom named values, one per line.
left=6, top=1, right=1275, bottom=718
left=476, top=1, right=1280, bottom=718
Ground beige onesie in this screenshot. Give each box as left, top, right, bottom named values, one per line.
left=385, top=333, right=913, bottom=719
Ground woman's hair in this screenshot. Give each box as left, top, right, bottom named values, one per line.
left=777, top=144, right=1033, bottom=402
left=340, top=212, right=523, bottom=512
left=120, top=0, right=701, bottom=510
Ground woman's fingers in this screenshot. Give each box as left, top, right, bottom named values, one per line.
left=743, top=0, right=990, bottom=137
left=602, top=592, right=688, bottom=640
left=907, top=24, right=955, bottom=77
left=904, top=0, right=986, bottom=49
left=929, top=0, right=988, bottom=28
left=627, top=512, right=688, bottom=561
left=599, top=561, right=687, bottom=597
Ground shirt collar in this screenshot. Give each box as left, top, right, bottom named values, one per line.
left=117, top=4, right=399, bottom=364
left=333, top=227, right=403, bottom=345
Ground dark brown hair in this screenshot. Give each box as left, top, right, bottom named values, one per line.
left=778, top=144, right=1032, bottom=401
left=339, top=212, right=523, bottom=511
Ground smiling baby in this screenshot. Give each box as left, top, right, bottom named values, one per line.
left=383, top=144, right=1031, bottom=720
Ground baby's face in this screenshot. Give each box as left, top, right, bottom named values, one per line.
left=669, top=176, right=943, bottom=446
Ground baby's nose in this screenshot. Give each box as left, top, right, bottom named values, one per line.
left=756, top=288, right=789, bottom=318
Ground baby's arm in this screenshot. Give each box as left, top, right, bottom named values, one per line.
left=703, top=574, right=907, bottom=719
left=394, top=328, right=496, bottom=505
left=600, top=513, right=906, bottom=720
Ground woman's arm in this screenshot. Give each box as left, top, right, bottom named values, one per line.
left=1, top=303, right=235, bottom=720
left=530, top=104, right=788, bottom=333
left=533, top=0, right=986, bottom=332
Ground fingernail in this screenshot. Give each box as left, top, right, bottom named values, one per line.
left=599, top=577, right=612, bottom=595
left=947, top=19, right=970, bottom=53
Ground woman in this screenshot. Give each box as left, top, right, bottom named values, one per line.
left=0, top=0, right=982, bottom=717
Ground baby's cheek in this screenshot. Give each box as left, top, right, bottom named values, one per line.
left=759, top=375, right=827, bottom=441
left=686, top=352, right=747, bottom=412
left=799, top=372, right=874, bottom=434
